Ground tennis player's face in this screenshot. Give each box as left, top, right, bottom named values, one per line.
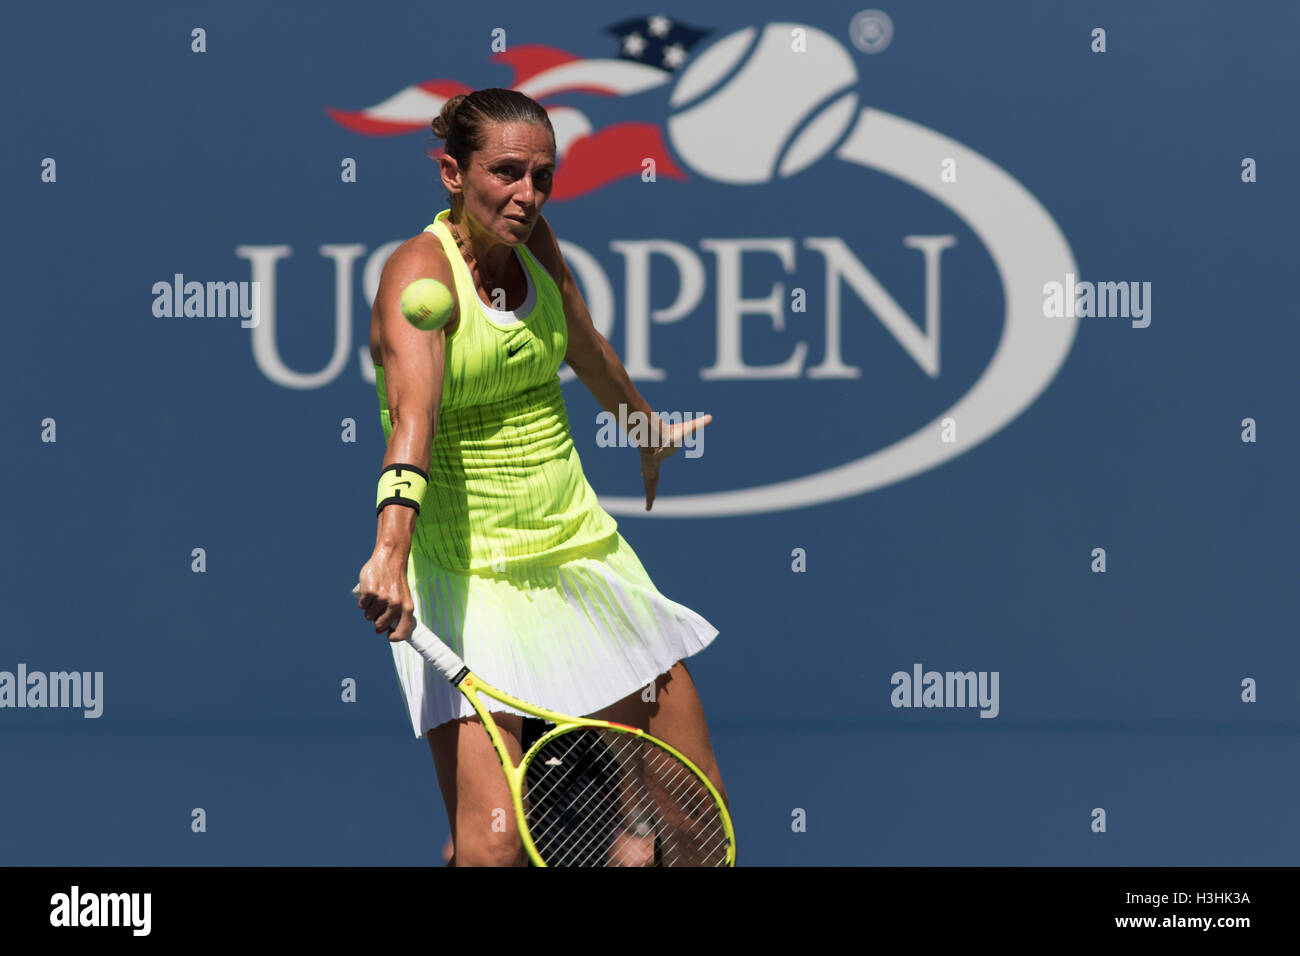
left=458, top=121, right=555, bottom=246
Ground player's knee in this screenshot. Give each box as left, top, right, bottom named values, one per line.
left=452, top=820, right=525, bottom=867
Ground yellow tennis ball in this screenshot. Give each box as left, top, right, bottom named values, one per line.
left=400, top=278, right=454, bottom=331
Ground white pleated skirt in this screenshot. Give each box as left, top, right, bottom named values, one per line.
left=390, top=532, right=719, bottom=737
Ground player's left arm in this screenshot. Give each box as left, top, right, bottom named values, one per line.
left=530, top=214, right=655, bottom=427
left=529, top=214, right=711, bottom=511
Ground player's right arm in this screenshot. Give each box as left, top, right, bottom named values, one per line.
left=357, top=233, right=458, bottom=643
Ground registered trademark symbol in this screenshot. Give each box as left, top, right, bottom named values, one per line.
left=849, top=9, right=894, bottom=53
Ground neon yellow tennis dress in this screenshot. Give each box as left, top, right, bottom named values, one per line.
left=374, top=209, right=718, bottom=736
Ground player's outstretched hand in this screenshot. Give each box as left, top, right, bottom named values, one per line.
left=640, top=413, right=711, bottom=511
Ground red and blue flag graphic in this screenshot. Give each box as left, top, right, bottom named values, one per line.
left=327, top=15, right=712, bottom=200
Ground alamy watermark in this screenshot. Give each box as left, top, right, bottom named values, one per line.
left=1043, top=273, right=1151, bottom=328
left=891, top=662, right=999, bottom=718
left=0, top=664, right=103, bottom=718
left=595, top=404, right=706, bottom=459
left=50, top=886, right=150, bottom=935
left=152, top=273, right=261, bottom=326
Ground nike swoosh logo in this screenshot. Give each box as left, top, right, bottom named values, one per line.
left=394, top=480, right=412, bottom=489
left=508, top=343, right=529, bottom=357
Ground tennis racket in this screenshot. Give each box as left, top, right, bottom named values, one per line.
left=351, top=583, right=736, bottom=867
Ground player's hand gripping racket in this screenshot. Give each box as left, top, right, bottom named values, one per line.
left=351, top=584, right=735, bottom=866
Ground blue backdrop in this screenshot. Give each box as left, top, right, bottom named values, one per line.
left=2, top=0, right=1297, bottom=866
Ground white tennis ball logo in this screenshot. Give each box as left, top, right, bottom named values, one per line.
left=667, top=23, right=860, bottom=184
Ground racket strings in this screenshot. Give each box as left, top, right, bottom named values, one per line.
left=524, top=733, right=635, bottom=861
left=522, top=727, right=729, bottom=867
left=528, top=736, right=711, bottom=867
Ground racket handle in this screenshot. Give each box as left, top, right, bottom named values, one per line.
left=350, top=583, right=467, bottom=683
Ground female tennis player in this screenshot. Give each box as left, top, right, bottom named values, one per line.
left=355, top=88, right=728, bottom=866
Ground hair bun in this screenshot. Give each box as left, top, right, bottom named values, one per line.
left=431, top=93, right=468, bottom=140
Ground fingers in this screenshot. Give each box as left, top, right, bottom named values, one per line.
left=375, top=604, right=412, bottom=639
left=372, top=601, right=400, bottom=634
left=388, top=609, right=415, bottom=644
left=654, top=413, right=711, bottom=456
left=669, top=413, right=711, bottom=442
left=638, top=413, right=712, bottom=452
left=357, top=586, right=414, bottom=639
left=684, top=413, right=712, bottom=434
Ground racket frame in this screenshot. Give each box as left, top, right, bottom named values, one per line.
left=449, top=664, right=736, bottom=867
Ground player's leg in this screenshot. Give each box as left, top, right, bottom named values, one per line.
left=590, top=661, right=729, bottom=865
left=427, top=712, right=527, bottom=867
left=437, top=718, right=550, bottom=866
left=591, top=660, right=728, bottom=807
